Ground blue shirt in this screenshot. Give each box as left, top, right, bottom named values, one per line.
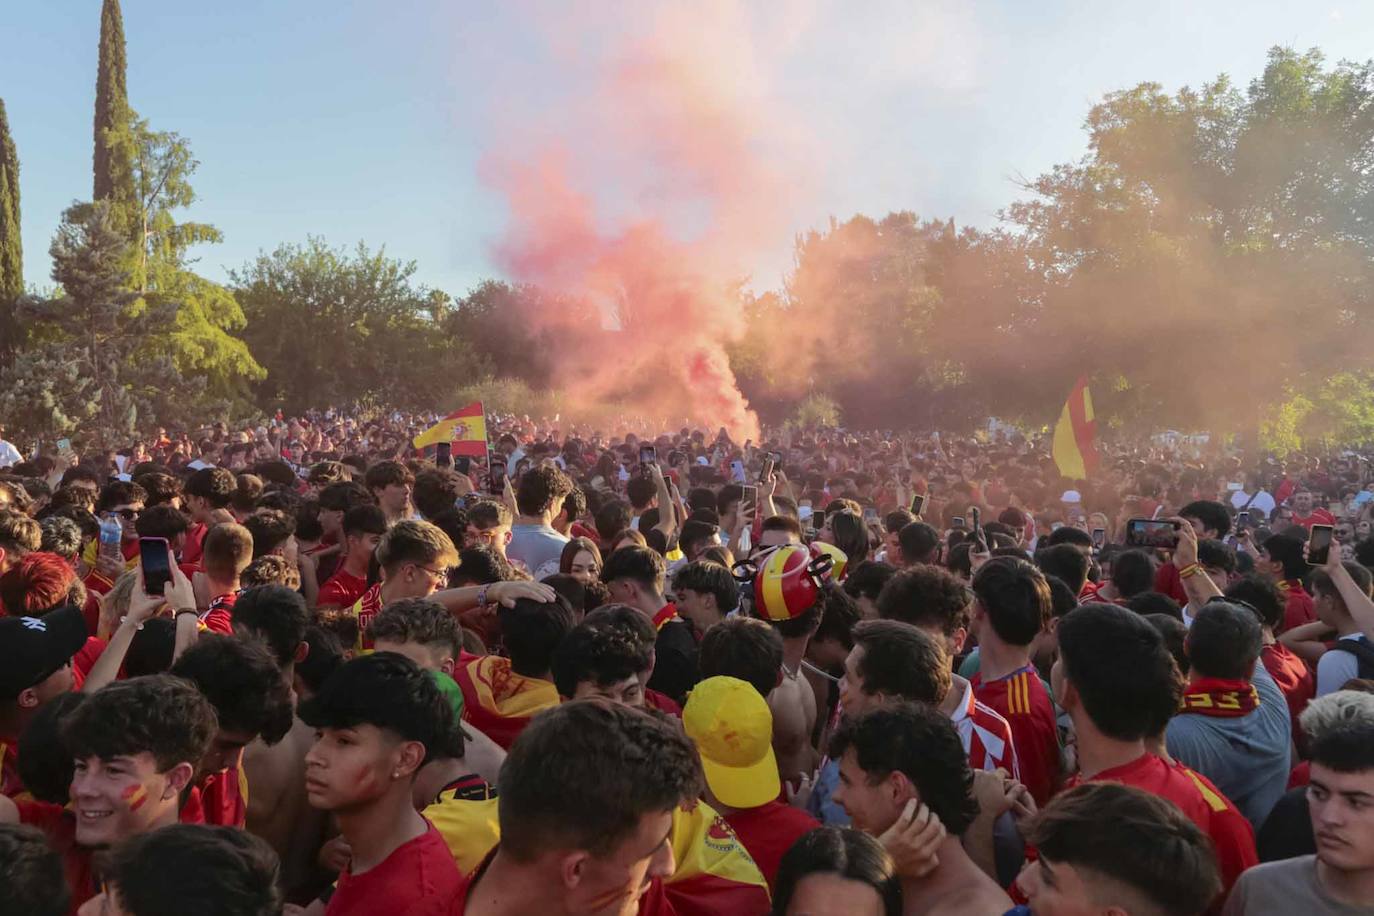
left=507, top=523, right=569, bottom=580
left=807, top=757, right=851, bottom=827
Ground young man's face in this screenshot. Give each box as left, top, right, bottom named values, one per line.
left=572, top=675, right=644, bottom=708
left=71, top=752, right=185, bottom=847
left=196, top=727, right=258, bottom=784
left=832, top=748, right=903, bottom=836
left=1309, top=762, right=1374, bottom=872
left=674, top=589, right=720, bottom=632
left=318, top=507, right=344, bottom=537
left=1015, top=856, right=1106, bottom=916
left=108, top=502, right=144, bottom=541
left=25, top=661, right=75, bottom=707
left=566, top=807, right=676, bottom=916
left=346, top=531, right=382, bottom=563
left=467, top=523, right=511, bottom=556
left=304, top=723, right=407, bottom=812
left=385, top=561, right=446, bottom=599
left=838, top=645, right=879, bottom=719
left=374, top=639, right=453, bottom=676
left=1294, top=492, right=1314, bottom=514
left=377, top=482, right=412, bottom=517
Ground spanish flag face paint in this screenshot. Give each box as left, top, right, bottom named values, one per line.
left=121, top=783, right=149, bottom=812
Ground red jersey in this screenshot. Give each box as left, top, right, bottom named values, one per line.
left=200, top=591, right=238, bottom=635
left=949, top=677, right=1020, bottom=779
left=1078, top=581, right=1102, bottom=603
left=723, top=800, right=819, bottom=892
left=1277, top=580, right=1316, bottom=633
left=1292, top=508, right=1336, bottom=532
left=0, top=734, right=22, bottom=798
left=182, top=522, right=208, bottom=567
left=328, top=822, right=462, bottom=916
left=971, top=665, right=1058, bottom=805
left=1067, top=753, right=1257, bottom=895
left=1154, top=561, right=1188, bottom=605
left=644, top=689, right=683, bottom=718
left=181, top=766, right=249, bottom=828
left=71, top=637, right=106, bottom=692
left=1260, top=642, right=1314, bottom=736
left=318, top=568, right=369, bottom=609
left=349, top=583, right=385, bottom=651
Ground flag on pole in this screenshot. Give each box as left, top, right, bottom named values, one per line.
left=413, top=402, right=487, bottom=456
left=1052, top=378, right=1099, bottom=480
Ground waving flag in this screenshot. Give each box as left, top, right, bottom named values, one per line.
left=413, top=401, right=487, bottom=456
left=1052, top=377, right=1099, bottom=480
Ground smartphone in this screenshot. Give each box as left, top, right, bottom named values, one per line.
left=454, top=455, right=471, bottom=476
left=139, top=537, right=173, bottom=597
left=1125, top=518, right=1180, bottom=550
left=813, top=507, right=827, bottom=531
left=952, top=516, right=966, bottom=529
left=761, top=457, right=775, bottom=481
left=1091, top=527, right=1106, bottom=550
left=489, top=462, right=507, bottom=496
left=910, top=493, right=926, bottom=516
left=639, top=445, right=657, bottom=467
left=56, top=437, right=72, bottom=453
left=741, top=485, right=758, bottom=519
left=863, top=507, right=879, bottom=524
left=1309, top=524, right=1334, bottom=566
left=435, top=442, right=452, bottom=468
left=1235, top=510, right=1250, bottom=531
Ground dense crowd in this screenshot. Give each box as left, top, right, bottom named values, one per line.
left=1, top=411, right=1373, bottom=916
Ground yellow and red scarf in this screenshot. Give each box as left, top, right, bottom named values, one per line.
left=1180, top=677, right=1260, bottom=718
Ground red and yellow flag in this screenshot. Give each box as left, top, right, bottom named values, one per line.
left=1052, top=377, right=1099, bottom=480
left=413, top=401, right=487, bottom=456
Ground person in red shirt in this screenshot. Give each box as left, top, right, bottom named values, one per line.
left=169, top=635, right=294, bottom=829
left=967, top=557, right=1060, bottom=806
left=198, top=523, right=253, bottom=634
left=449, top=700, right=705, bottom=916
left=683, top=675, right=820, bottom=893
left=1259, top=532, right=1317, bottom=632
left=1016, top=782, right=1222, bottom=916
left=0, top=604, right=88, bottom=799
left=1154, top=500, right=1232, bottom=605
left=0, top=675, right=218, bottom=913
left=1289, top=488, right=1337, bottom=532
left=180, top=468, right=236, bottom=570
left=1053, top=602, right=1257, bottom=897
left=75, top=823, right=282, bottom=916
left=317, top=504, right=386, bottom=610
left=1227, top=574, right=1313, bottom=734
left=299, top=653, right=463, bottom=916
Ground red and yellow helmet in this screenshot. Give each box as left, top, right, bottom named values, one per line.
left=751, top=544, right=835, bottom=622
left=808, top=541, right=848, bottom=583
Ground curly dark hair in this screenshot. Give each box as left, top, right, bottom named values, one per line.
left=368, top=598, right=463, bottom=657
left=828, top=702, right=979, bottom=836
left=230, top=585, right=309, bottom=670
left=101, top=824, right=283, bottom=916
left=413, top=468, right=467, bottom=520
left=852, top=620, right=950, bottom=704
left=498, top=700, right=704, bottom=862
left=516, top=465, right=574, bottom=517
left=171, top=636, right=294, bottom=745
left=184, top=468, right=235, bottom=509
left=317, top=480, right=372, bottom=513
left=876, top=565, right=971, bottom=636
left=243, top=509, right=296, bottom=560
left=698, top=617, right=784, bottom=698
left=63, top=675, right=218, bottom=772
left=552, top=622, right=653, bottom=697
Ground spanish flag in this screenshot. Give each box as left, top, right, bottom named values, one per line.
left=1052, top=377, right=1099, bottom=480
left=413, top=401, right=487, bottom=456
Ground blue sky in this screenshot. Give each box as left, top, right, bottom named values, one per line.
left=2, top=1, right=1370, bottom=297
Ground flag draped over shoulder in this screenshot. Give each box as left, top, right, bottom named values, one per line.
left=413, top=402, right=487, bottom=456
left=1052, top=377, right=1099, bottom=480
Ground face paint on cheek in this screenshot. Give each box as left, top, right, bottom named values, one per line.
left=122, top=784, right=149, bottom=812
left=585, top=885, right=634, bottom=910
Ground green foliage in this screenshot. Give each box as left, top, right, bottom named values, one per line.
left=93, top=0, right=135, bottom=222
left=233, top=239, right=488, bottom=413
left=1261, top=373, right=1374, bottom=454
left=0, top=97, right=22, bottom=369
left=788, top=393, right=841, bottom=430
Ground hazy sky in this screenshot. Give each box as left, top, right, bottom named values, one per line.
left=3, top=1, right=1369, bottom=297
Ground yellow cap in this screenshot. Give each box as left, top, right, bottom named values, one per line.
left=683, top=676, right=780, bottom=809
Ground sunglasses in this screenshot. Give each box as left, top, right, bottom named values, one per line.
left=110, top=508, right=140, bottom=521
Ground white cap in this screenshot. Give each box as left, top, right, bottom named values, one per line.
left=1060, top=490, right=1082, bottom=504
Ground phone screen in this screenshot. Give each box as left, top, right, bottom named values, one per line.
left=639, top=445, right=657, bottom=467
left=910, top=493, right=925, bottom=516
left=454, top=456, right=471, bottom=476
left=1309, top=525, right=1334, bottom=566
left=952, top=516, right=966, bottom=529
left=1091, top=527, right=1106, bottom=549
left=741, top=485, right=758, bottom=519
left=139, top=537, right=173, bottom=597
left=436, top=442, right=452, bottom=467
left=1125, top=518, right=1179, bottom=549
left=489, top=464, right=507, bottom=495
left=1236, top=511, right=1250, bottom=530
left=863, top=507, right=879, bottom=524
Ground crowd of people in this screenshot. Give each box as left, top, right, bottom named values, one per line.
left=2, top=410, right=1374, bottom=915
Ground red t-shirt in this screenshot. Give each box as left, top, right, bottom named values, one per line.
left=350, top=583, right=386, bottom=651
left=1154, top=561, right=1188, bottom=605
left=723, top=801, right=819, bottom=892
left=1292, top=509, right=1336, bottom=532
left=181, top=767, right=248, bottom=828
left=181, top=522, right=208, bottom=567
left=200, top=591, right=238, bottom=635
left=318, top=568, right=370, bottom=609
left=0, top=734, right=22, bottom=798
left=1260, top=642, right=1314, bottom=736
left=644, top=689, right=682, bottom=718
left=1278, top=580, right=1316, bottom=633
left=327, top=822, right=462, bottom=916
left=970, top=665, right=1059, bottom=806
left=1067, top=753, right=1257, bottom=895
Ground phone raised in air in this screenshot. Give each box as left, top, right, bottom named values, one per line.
left=1091, top=527, right=1106, bottom=550
left=1309, top=524, right=1335, bottom=566
left=909, top=493, right=926, bottom=517
left=952, top=516, right=966, bottom=529
left=863, top=507, right=879, bottom=524
left=489, top=462, right=507, bottom=496
left=139, top=537, right=173, bottom=597
left=454, top=456, right=471, bottom=476
left=761, top=457, right=775, bottom=481
left=1125, top=518, right=1179, bottom=550
left=639, top=445, right=657, bottom=468
left=741, top=485, right=759, bottom=519
left=435, top=442, right=452, bottom=468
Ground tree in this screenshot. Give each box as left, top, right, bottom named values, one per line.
left=233, top=239, right=485, bottom=413
left=0, top=97, right=21, bottom=370
left=93, top=0, right=135, bottom=218
left=0, top=202, right=190, bottom=447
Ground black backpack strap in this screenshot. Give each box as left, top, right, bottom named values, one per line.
left=1331, top=638, right=1374, bottom=678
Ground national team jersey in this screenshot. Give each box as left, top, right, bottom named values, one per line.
left=424, top=774, right=500, bottom=875
left=1066, top=753, right=1257, bottom=896
left=318, top=568, right=369, bottom=610
left=200, top=591, right=238, bottom=635
left=1277, top=580, right=1316, bottom=633
left=948, top=676, right=1020, bottom=779
left=1260, top=642, right=1314, bottom=736
left=971, top=665, right=1058, bottom=805
left=349, top=583, right=386, bottom=652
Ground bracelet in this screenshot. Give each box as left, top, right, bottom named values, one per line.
left=1178, top=563, right=1203, bottom=579
left=476, top=585, right=490, bottom=609
left=174, top=607, right=200, bottom=618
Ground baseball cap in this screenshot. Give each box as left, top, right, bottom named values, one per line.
left=683, top=676, right=779, bottom=808
left=0, top=604, right=88, bottom=698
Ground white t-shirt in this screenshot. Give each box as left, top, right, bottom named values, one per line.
left=0, top=439, right=22, bottom=468
left=1316, top=635, right=1367, bottom=697
left=1231, top=488, right=1276, bottom=515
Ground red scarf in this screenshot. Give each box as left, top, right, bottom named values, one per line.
left=1180, top=677, right=1260, bottom=718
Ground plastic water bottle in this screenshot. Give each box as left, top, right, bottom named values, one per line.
left=99, top=514, right=123, bottom=560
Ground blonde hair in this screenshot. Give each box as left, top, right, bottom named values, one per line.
left=376, top=520, right=459, bottom=575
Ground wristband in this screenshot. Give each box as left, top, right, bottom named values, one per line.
left=1178, top=563, right=1203, bottom=579
left=476, top=585, right=490, bottom=609
left=174, top=607, right=200, bottom=618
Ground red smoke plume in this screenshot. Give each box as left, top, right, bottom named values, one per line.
left=479, top=2, right=819, bottom=440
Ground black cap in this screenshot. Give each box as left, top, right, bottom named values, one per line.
left=0, top=604, right=88, bottom=698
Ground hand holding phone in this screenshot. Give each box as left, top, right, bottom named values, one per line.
left=1308, top=524, right=1335, bottom=566
left=909, top=493, right=925, bottom=517
left=139, top=537, right=173, bottom=597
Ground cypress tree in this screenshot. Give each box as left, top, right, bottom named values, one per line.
left=0, top=97, right=21, bottom=367
left=93, top=0, right=134, bottom=207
